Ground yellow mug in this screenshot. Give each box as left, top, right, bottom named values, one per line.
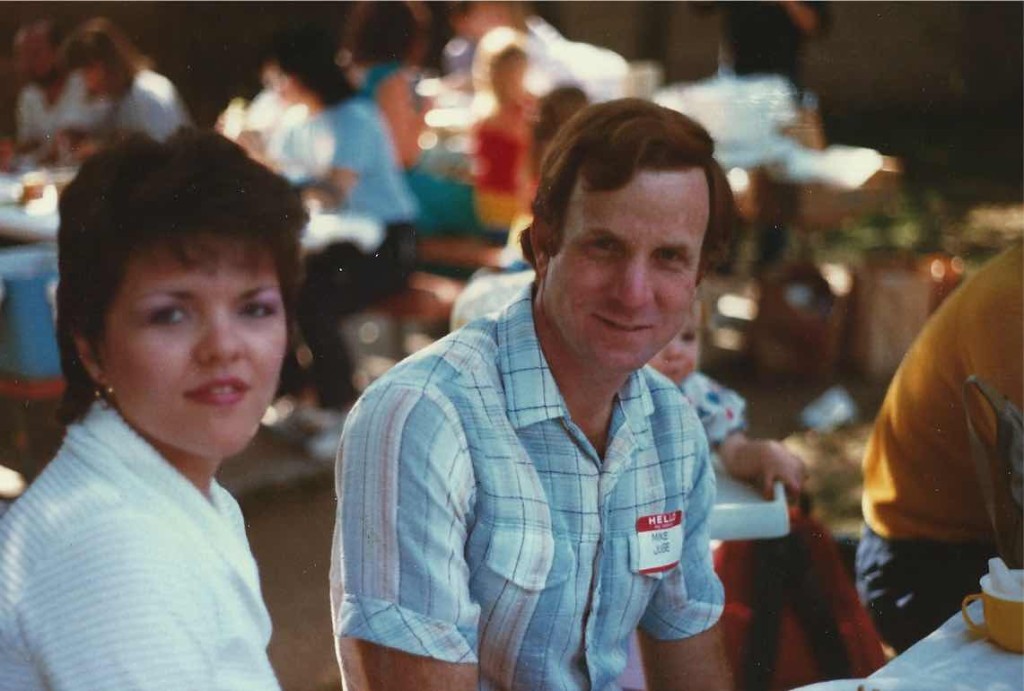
left=961, top=573, right=1024, bottom=653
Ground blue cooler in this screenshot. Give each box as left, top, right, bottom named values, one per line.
left=0, top=245, right=61, bottom=378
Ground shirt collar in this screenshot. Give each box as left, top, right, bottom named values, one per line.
left=495, top=286, right=656, bottom=432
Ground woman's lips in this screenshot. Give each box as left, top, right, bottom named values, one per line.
left=184, top=378, right=250, bottom=406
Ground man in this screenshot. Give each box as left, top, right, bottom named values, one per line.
left=331, top=98, right=736, bottom=690
left=717, top=0, right=829, bottom=92
left=857, top=243, right=1023, bottom=652
left=13, top=20, right=105, bottom=164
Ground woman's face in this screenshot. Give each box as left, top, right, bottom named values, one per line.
left=263, top=62, right=303, bottom=106
left=77, top=243, right=287, bottom=491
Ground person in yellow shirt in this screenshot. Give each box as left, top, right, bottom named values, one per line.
left=856, top=242, right=1023, bottom=652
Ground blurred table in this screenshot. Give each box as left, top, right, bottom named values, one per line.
left=0, top=177, right=388, bottom=253
left=790, top=601, right=1023, bottom=690
left=731, top=150, right=904, bottom=235
left=865, top=600, right=1023, bottom=690
left=0, top=174, right=59, bottom=244
left=0, top=205, right=58, bottom=244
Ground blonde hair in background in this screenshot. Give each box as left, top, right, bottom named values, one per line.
left=471, top=27, right=528, bottom=120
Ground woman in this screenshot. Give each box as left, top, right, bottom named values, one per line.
left=0, top=131, right=305, bottom=688
left=342, top=0, right=431, bottom=170
left=264, top=25, right=418, bottom=236
left=469, top=28, right=533, bottom=234
left=62, top=17, right=191, bottom=144
left=262, top=25, right=417, bottom=411
left=343, top=1, right=486, bottom=237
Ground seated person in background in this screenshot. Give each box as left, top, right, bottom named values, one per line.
left=262, top=25, right=418, bottom=412
left=215, top=43, right=305, bottom=164
left=343, top=0, right=488, bottom=237
left=856, top=242, right=1023, bottom=653
left=332, top=98, right=736, bottom=691
left=61, top=17, right=191, bottom=147
left=442, top=1, right=525, bottom=90
left=12, top=19, right=107, bottom=166
left=531, top=84, right=588, bottom=178
left=470, top=28, right=534, bottom=235
left=648, top=298, right=806, bottom=500
left=0, top=130, right=305, bottom=689
left=502, top=83, right=589, bottom=264
left=342, top=0, right=431, bottom=171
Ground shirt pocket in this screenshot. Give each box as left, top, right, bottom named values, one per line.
left=483, top=525, right=574, bottom=591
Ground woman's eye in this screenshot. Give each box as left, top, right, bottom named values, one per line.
left=148, top=306, right=186, bottom=325
left=241, top=300, right=280, bottom=318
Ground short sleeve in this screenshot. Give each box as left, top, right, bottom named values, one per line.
left=639, top=408, right=724, bottom=639
left=19, top=511, right=217, bottom=690
left=332, top=383, right=480, bottom=663
left=330, top=104, right=376, bottom=174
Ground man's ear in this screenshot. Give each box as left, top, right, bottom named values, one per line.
left=73, top=333, right=105, bottom=386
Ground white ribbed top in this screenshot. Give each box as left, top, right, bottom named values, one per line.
left=0, top=402, right=280, bottom=690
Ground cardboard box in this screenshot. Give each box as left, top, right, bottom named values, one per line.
left=750, top=262, right=849, bottom=380
left=847, top=251, right=963, bottom=380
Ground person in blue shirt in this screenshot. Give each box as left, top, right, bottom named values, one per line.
left=259, top=25, right=419, bottom=410
left=332, top=98, right=737, bottom=690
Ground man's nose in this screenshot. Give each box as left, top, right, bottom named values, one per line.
left=615, top=260, right=654, bottom=308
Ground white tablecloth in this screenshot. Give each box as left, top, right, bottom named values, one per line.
left=0, top=202, right=384, bottom=254
left=792, top=601, right=1024, bottom=691
left=0, top=205, right=59, bottom=244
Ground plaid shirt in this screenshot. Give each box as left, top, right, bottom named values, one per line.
left=331, top=288, right=723, bottom=690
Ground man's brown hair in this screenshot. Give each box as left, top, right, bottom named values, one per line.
left=521, top=98, right=735, bottom=279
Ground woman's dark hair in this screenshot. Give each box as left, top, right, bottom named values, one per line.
left=267, top=25, right=355, bottom=106
left=56, top=130, right=307, bottom=424
left=522, top=98, right=735, bottom=281
left=61, top=17, right=151, bottom=95
left=343, top=1, right=431, bottom=66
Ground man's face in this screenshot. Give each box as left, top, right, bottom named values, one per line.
left=533, top=168, right=709, bottom=388
left=13, top=26, right=57, bottom=83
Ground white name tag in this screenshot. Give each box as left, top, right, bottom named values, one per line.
left=636, top=510, right=683, bottom=575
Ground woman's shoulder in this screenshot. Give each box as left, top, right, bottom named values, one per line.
left=0, top=459, right=197, bottom=611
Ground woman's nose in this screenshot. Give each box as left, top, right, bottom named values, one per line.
left=196, top=314, right=243, bottom=365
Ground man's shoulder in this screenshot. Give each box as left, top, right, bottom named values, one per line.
left=640, top=364, right=689, bottom=408
left=365, top=318, right=504, bottom=401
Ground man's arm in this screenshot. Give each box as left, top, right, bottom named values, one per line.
left=638, top=624, right=733, bottom=691
left=332, top=385, right=480, bottom=686
left=337, top=638, right=477, bottom=691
